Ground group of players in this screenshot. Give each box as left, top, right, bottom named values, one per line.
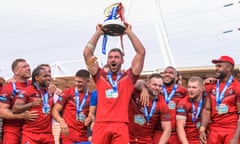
left=0, top=22, right=240, bottom=144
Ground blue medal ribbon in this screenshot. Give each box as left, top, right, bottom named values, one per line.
left=162, top=84, right=178, bottom=104
left=191, top=98, right=203, bottom=122
left=33, top=83, right=49, bottom=114
left=43, top=92, right=49, bottom=114
left=144, top=97, right=157, bottom=123
left=107, top=72, right=121, bottom=92
left=216, top=75, right=233, bottom=106
left=75, top=88, right=89, bottom=115
left=12, top=82, right=20, bottom=96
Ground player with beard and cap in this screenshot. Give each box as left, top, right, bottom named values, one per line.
left=176, top=76, right=205, bottom=144
left=199, top=55, right=240, bottom=144
left=153, top=66, right=187, bottom=144
left=83, top=23, right=145, bottom=144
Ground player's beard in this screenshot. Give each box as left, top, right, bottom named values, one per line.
left=164, top=79, right=175, bottom=86
left=215, top=71, right=227, bottom=80
left=109, top=63, right=121, bottom=74
left=39, top=80, right=50, bottom=88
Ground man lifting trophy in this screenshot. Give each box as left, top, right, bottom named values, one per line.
left=102, top=2, right=126, bottom=55
left=83, top=2, right=146, bottom=143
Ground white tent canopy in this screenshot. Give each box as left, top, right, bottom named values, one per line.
left=0, top=0, right=240, bottom=79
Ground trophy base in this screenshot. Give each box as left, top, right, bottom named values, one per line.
left=102, top=20, right=125, bottom=36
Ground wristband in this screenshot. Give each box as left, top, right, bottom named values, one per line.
left=86, top=43, right=96, bottom=51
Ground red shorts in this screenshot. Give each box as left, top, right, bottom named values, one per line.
left=208, top=127, right=239, bottom=144
left=61, top=137, right=89, bottom=144
left=22, top=131, right=54, bottom=144
left=129, top=135, right=153, bottom=144
left=92, top=122, right=129, bottom=144
left=3, top=126, right=21, bottom=144
left=153, top=130, right=180, bottom=144
left=188, top=139, right=200, bottom=144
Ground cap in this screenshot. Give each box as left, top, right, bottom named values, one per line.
left=212, top=55, right=235, bottom=65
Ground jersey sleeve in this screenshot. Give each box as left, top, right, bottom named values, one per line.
left=90, top=90, right=97, bottom=106
left=176, top=98, right=187, bottom=118
left=56, top=88, right=70, bottom=106
left=0, top=84, right=12, bottom=104
left=159, top=96, right=171, bottom=121
left=234, top=81, right=240, bottom=108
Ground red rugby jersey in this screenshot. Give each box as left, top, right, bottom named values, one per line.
left=156, top=85, right=187, bottom=131
left=16, top=85, right=53, bottom=133
left=205, top=78, right=240, bottom=129
left=93, top=68, right=138, bottom=123
left=128, top=91, right=170, bottom=142
left=57, top=87, right=91, bottom=142
left=176, top=96, right=203, bottom=141
left=0, top=81, right=30, bottom=129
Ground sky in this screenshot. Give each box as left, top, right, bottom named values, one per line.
left=0, top=0, right=240, bottom=79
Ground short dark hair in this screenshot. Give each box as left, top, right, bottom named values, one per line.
left=108, top=48, right=124, bottom=58
left=39, top=64, right=50, bottom=68
left=165, top=66, right=177, bottom=72
left=11, top=58, right=26, bottom=72
left=32, top=66, right=45, bottom=84
left=164, top=66, right=178, bottom=76
left=39, top=63, right=51, bottom=73
left=75, top=69, right=90, bottom=78
left=148, top=73, right=162, bottom=81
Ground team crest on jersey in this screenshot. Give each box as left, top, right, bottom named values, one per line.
left=228, top=89, right=233, bottom=95
left=165, top=113, right=171, bottom=119
left=73, top=96, right=76, bottom=102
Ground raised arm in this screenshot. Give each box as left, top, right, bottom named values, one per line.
left=83, top=24, right=103, bottom=76
left=124, top=23, right=146, bottom=75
